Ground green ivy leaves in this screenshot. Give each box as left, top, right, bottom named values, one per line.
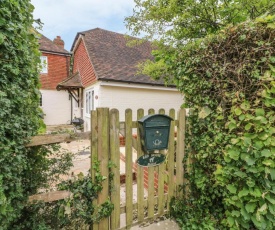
left=0, top=0, right=41, bottom=228
left=198, top=106, right=212, bottom=119
left=170, top=14, right=275, bottom=230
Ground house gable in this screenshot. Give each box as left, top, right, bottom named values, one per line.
left=73, top=38, right=97, bottom=87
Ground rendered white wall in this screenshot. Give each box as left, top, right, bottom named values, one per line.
left=82, top=82, right=183, bottom=131
left=98, top=85, right=183, bottom=121
left=40, top=90, right=71, bottom=125
left=72, top=96, right=81, bottom=119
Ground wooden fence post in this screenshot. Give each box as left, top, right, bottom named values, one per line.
left=167, top=109, right=175, bottom=211
left=91, top=110, right=99, bottom=230
left=110, top=109, right=120, bottom=230
left=158, top=109, right=166, bottom=215
left=125, top=109, right=133, bottom=229
left=176, top=109, right=186, bottom=197
left=91, top=108, right=110, bottom=230
left=137, top=109, right=145, bottom=223
left=147, top=109, right=155, bottom=219
left=185, top=109, right=194, bottom=199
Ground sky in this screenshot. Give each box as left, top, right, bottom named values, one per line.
left=31, top=0, right=136, bottom=51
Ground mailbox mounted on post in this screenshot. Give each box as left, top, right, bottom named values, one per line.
left=138, top=114, right=173, bottom=153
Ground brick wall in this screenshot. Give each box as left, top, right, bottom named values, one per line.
left=73, top=39, right=97, bottom=87
left=40, top=53, right=70, bottom=89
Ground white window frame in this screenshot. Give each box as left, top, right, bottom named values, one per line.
left=85, top=89, right=94, bottom=115
left=40, top=56, right=48, bottom=74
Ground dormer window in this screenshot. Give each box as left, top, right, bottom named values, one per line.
left=40, top=56, right=48, bottom=74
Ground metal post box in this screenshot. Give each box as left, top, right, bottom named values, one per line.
left=138, top=114, right=173, bottom=153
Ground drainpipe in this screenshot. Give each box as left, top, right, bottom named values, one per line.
left=80, top=88, right=83, bottom=119
left=70, top=94, right=73, bottom=124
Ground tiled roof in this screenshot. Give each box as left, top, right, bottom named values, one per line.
left=56, top=72, right=83, bottom=90
left=75, top=28, right=171, bottom=86
left=39, top=34, right=70, bottom=55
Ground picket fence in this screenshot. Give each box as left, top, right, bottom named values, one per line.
left=91, top=108, right=187, bottom=230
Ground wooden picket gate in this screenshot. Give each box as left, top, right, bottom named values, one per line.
left=90, top=108, right=186, bottom=230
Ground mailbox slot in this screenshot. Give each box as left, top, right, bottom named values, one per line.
left=138, top=114, right=173, bottom=152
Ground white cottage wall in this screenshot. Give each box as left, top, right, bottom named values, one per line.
left=40, top=89, right=71, bottom=125
left=82, top=82, right=183, bottom=131
left=100, top=85, right=183, bottom=120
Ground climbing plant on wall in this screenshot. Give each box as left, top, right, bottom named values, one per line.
left=170, top=15, right=275, bottom=229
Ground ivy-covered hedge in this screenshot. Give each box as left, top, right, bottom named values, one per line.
left=0, top=0, right=41, bottom=228
left=171, top=15, right=275, bottom=229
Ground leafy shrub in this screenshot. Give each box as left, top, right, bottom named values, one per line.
left=171, top=15, right=275, bottom=229
left=0, top=0, right=42, bottom=228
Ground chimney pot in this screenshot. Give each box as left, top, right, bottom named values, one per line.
left=53, top=36, right=64, bottom=49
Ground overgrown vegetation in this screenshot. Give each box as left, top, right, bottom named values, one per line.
left=125, top=0, right=275, bottom=82
left=127, top=0, right=275, bottom=42
left=170, top=15, right=275, bottom=229
left=9, top=144, right=73, bottom=229
left=12, top=156, right=114, bottom=230
left=0, top=0, right=41, bottom=228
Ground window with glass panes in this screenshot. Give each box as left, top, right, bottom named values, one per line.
left=85, top=90, right=94, bottom=114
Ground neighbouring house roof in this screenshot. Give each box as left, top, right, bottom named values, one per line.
left=39, top=34, right=70, bottom=56
left=71, top=28, right=174, bottom=87
left=56, top=72, right=83, bottom=90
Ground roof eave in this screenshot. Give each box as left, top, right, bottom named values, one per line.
left=98, top=78, right=176, bottom=88
left=70, top=32, right=85, bottom=52
left=56, top=85, right=83, bottom=91
left=40, top=49, right=71, bottom=56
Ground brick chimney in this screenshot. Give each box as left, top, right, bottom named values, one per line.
left=53, top=36, right=64, bottom=49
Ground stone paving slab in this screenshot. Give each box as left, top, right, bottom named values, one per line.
left=60, top=140, right=91, bottom=177
left=130, top=219, right=180, bottom=230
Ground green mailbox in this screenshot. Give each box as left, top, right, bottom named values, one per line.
left=138, top=114, right=173, bottom=153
